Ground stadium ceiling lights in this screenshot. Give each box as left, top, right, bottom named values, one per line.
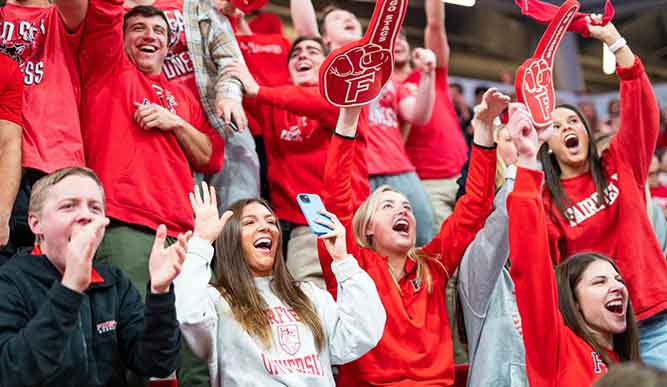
left=441, top=0, right=476, bottom=6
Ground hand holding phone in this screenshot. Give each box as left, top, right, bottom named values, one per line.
left=296, top=194, right=333, bottom=236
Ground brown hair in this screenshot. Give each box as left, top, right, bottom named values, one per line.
left=212, top=198, right=325, bottom=351
left=538, top=104, right=610, bottom=223
left=556, top=252, right=641, bottom=365
left=352, top=185, right=444, bottom=293
left=29, top=167, right=105, bottom=215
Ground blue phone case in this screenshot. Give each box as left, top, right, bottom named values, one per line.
left=296, top=193, right=333, bottom=236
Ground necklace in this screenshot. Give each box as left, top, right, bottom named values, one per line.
left=387, top=261, right=405, bottom=295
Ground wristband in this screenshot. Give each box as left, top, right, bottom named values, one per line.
left=607, top=37, right=627, bottom=54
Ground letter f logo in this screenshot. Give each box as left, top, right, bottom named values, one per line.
left=344, top=73, right=376, bottom=103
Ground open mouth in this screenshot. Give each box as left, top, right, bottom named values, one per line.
left=253, top=237, right=273, bottom=252
left=605, top=299, right=624, bottom=315
left=296, top=61, right=312, bottom=73
left=138, top=45, right=158, bottom=53
left=564, top=133, right=580, bottom=149
left=344, top=24, right=357, bottom=33
left=392, top=219, right=410, bottom=235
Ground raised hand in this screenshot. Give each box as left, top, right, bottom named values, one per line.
left=61, top=216, right=110, bottom=293
left=133, top=102, right=185, bottom=132
left=189, top=182, right=233, bottom=244
left=149, top=224, right=192, bottom=294
left=507, top=103, right=541, bottom=170
left=412, top=48, right=436, bottom=75
left=586, top=14, right=620, bottom=45
left=471, top=88, right=511, bottom=147
left=315, top=210, right=348, bottom=262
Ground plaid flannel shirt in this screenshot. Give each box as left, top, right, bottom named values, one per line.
left=184, top=0, right=244, bottom=136
left=183, top=0, right=260, bottom=207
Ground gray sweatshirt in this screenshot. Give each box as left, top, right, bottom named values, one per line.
left=174, top=237, right=386, bottom=387
left=458, top=166, right=528, bottom=387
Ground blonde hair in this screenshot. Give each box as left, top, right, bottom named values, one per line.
left=29, top=167, right=105, bottom=215
left=352, top=185, right=442, bottom=293
left=493, top=125, right=509, bottom=190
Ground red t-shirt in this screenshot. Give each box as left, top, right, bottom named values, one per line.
left=249, top=85, right=369, bottom=225
left=0, top=4, right=85, bottom=173
left=237, top=33, right=290, bottom=88
left=544, top=58, right=667, bottom=321
left=365, top=81, right=415, bottom=176
left=79, top=0, right=224, bottom=236
left=319, top=134, right=496, bottom=385
left=510, top=167, right=619, bottom=387
left=404, top=67, right=467, bottom=179
left=247, top=11, right=283, bottom=35
left=0, top=54, right=23, bottom=126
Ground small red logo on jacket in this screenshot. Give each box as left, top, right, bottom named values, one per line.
left=96, top=320, right=117, bottom=335
left=278, top=324, right=301, bottom=355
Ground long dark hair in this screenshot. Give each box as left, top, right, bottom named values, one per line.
left=538, top=104, right=609, bottom=221
left=212, top=198, right=325, bottom=351
left=556, top=253, right=641, bottom=365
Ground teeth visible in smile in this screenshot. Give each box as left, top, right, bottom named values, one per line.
left=254, top=237, right=272, bottom=249
left=139, top=45, right=157, bottom=53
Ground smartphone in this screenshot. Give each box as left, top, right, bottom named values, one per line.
left=296, top=193, right=334, bottom=236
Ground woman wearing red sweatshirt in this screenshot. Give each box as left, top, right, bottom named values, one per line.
left=508, top=103, right=641, bottom=387
left=316, top=89, right=507, bottom=385
left=538, top=16, right=667, bottom=368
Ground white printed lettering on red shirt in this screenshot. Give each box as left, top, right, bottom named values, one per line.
left=565, top=174, right=620, bottom=227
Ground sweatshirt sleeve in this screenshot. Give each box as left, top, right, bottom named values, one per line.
left=255, top=86, right=339, bottom=129
left=508, top=167, right=563, bottom=385
left=458, top=179, right=513, bottom=320
left=318, top=133, right=366, bottom=299
left=174, top=237, right=220, bottom=362
left=607, top=57, right=660, bottom=186
left=0, top=279, right=83, bottom=387
left=422, top=144, right=497, bottom=278
left=116, top=270, right=181, bottom=378
left=78, top=0, right=124, bottom=82
left=311, top=255, right=386, bottom=365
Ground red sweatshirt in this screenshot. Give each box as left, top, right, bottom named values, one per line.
left=79, top=0, right=224, bottom=236
left=544, top=58, right=667, bottom=321
left=318, top=134, right=496, bottom=386
left=0, top=54, right=23, bottom=127
left=510, top=167, right=619, bottom=387
left=248, top=85, right=370, bottom=225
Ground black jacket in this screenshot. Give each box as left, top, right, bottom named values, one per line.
left=0, top=254, right=181, bottom=387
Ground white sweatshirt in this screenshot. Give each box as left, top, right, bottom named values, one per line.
left=174, top=237, right=386, bottom=387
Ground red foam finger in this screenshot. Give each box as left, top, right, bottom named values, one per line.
left=515, top=0, right=580, bottom=129
left=319, top=0, right=408, bottom=107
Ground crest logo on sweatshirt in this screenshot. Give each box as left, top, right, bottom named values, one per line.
left=96, top=320, right=117, bottom=335
left=278, top=324, right=301, bottom=355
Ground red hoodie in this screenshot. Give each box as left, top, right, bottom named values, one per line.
left=543, top=58, right=667, bottom=321
left=79, top=0, right=224, bottom=236
left=248, top=85, right=370, bottom=225
left=318, top=133, right=496, bottom=386
left=510, top=167, right=619, bottom=387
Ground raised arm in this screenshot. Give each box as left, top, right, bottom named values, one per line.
left=595, top=20, right=660, bottom=184
left=54, top=0, right=88, bottom=32
left=291, top=0, right=320, bottom=37
left=174, top=183, right=232, bottom=360
left=422, top=89, right=507, bottom=277
left=424, top=0, right=450, bottom=69
left=0, top=59, right=23, bottom=248
left=223, top=60, right=340, bottom=128
left=317, top=107, right=365, bottom=298
left=508, top=104, right=562, bottom=383
left=398, top=48, right=436, bottom=127
left=79, top=0, right=125, bottom=81
left=458, top=176, right=514, bottom=319
left=205, top=9, right=249, bottom=131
